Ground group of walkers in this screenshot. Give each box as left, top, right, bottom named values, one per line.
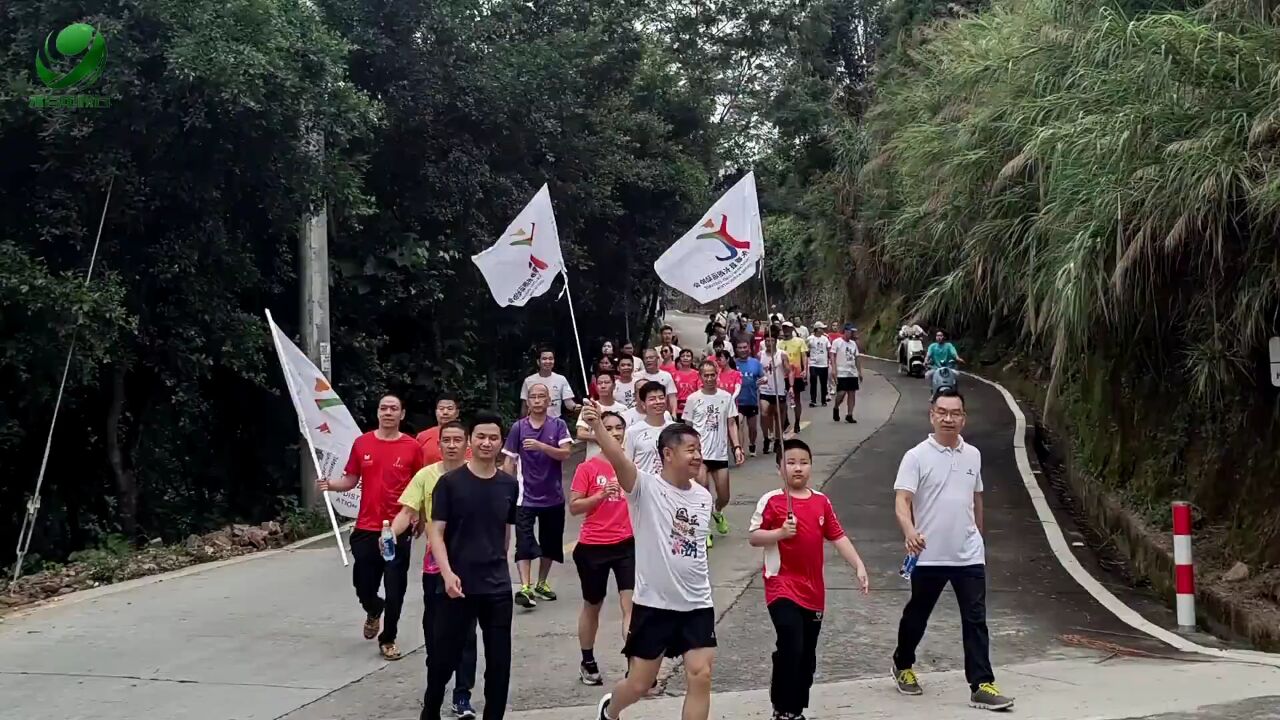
left=320, top=315, right=1015, bottom=720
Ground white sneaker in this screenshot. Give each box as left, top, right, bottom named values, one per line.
left=596, top=693, right=613, bottom=720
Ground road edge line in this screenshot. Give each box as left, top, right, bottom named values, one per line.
left=861, top=354, right=1280, bottom=666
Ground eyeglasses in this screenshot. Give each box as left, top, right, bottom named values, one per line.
left=931, top=409, right=967, bottom=420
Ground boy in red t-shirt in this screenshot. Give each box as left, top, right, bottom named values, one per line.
left=320, top=394, right=424, bottom=662
left=748, top=438, right=869, bottom=720
left=569, top=410, right=635, bottom=687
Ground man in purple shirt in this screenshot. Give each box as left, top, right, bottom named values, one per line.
left=503, top=382, right=574, bottom=609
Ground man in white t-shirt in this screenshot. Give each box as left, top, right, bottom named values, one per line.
left=890, top=388, right=1012, bottom=711
left=636, top=348, right=677, bottom=415
left=757, top=334, right=790, bottom=458
left=829, top=325, right=862, bottom=424
left=577, top=372, right=623, bottom=459
left=684, top=360, right=743, bottom=549
left=806, top=321, right=831, bottom=408
left=623, top=381, right=677, bottom=474
left=579, top=400, right=715, bottom=720
left=613, top=356, right=638, bottom=409
left=521, top=347, right=579, bottom=419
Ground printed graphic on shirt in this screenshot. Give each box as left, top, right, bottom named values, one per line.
left=670, top=506, right=704, bottom=559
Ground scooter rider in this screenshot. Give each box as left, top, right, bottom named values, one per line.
left=926, top=331, right=961, bottom=370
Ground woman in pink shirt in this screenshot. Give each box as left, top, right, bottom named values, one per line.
left=568, top=410, right=634, bottom=686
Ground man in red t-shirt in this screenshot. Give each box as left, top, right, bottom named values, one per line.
left=569, top=410, right=635, bottom=687
left=417, top=393, right=474, bottom=465
left=320, top=394, right=424, bottom=661
left=748, top=438, right=869, bottom=720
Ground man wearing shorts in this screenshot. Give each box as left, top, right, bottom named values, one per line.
left=502, top=383, right=573, bottom=608
left=758, top=333, right=791, bottom=457
left=579, top=402, right=716, bottom=720
left=830, top=325, right=863, bottom=424
left=779, top=322, right=808, bottom=434
left=734, top=340, right=763, bottom=456
left=570, top=411, right=635, bottom=686
left=684, top=360, right=744, bottom=549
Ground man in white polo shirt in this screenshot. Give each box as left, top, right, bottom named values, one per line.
left=889, top=387, right=1013, bottom=711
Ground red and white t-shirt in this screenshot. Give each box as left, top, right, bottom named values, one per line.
left=344, top=432, right=424, bottom=532
left=749, top=488, right=845, bottom=611
left=672, top=368, right=701, bottom=415
left=718, top=367, right=742, bottom=401
left=571, top=456, right=633, bottom=546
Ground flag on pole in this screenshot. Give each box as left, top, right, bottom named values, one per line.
left=472, top=184, right=566, bottom=307
left=654, top=171, right=763, bottom=304
left=266, top=313, right=362, bottom=520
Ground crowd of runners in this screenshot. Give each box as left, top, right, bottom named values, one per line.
left=318, top=309, right=1014, bottom=720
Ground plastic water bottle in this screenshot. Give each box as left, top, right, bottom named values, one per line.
left=899, top=553, right=919, bottom=580
left=379, top=520, right=396, bottom=562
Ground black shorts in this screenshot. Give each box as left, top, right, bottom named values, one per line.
left=761, top=394, right=786, bottom=404
left=573, top=539, right=635, bottom=604
left=793, top=378, right=808, bottom=393
left=736, top=404, right=759, bottom=418
left=836, top=377, right=861, bottom=392
left=515, top=504, right=566, bottom=562
left=622, top=604, right=717, bottom=660
left=702, top=459, right=729, bottom=472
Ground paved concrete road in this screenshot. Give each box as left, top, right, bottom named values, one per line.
left=4, top=312, right=1278, bottom=720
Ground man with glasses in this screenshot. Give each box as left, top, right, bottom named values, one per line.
left=889, top=388, right=1014, bottom=711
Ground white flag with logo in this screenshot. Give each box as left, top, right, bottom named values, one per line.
left=266, top=312, right=362, bottom=519
left=654, top=172, right=763, bottom=304
left=472, top=184, right=566, bottom=307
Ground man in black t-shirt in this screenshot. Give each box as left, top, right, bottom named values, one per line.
left=423, top=411, right=520, bottom=720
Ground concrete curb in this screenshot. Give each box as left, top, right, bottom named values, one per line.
left=2, top=521, right=354, bottom=621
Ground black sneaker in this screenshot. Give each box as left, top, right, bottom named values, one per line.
left=970, top=683, right=1014, bottom=711
left=580, top=660, right=603, bottom=685
left=762, top=439, right=771, bottom=454
left=748, top=443, right=756, bottom=456
left=845, top=414, right=856, bottom=424
left=809, top=401, right=816, bottom=407
left=892, top=665, right=923, bottom=695
left=596, top=693, right=613, bottom=720
left=832, top=408, right=840, bottom=422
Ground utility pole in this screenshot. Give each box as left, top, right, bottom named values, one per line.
left=299, top=130, right=330, bottom=511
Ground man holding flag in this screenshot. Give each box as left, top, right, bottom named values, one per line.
left=319, top=394, right=424, bottom=661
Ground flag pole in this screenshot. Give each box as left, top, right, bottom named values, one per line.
left=265, top=309, right=349, bottom=566
left=757, top=259, right=792, bottom=516
left=560, top=271, right=592, bottom=395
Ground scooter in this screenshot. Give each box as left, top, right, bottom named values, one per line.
left=897, top=326, right=927, bottom=378
left=930, top=362, right=960, bottom=395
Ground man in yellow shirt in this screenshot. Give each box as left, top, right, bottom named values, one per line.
left=779, top=322, right=809, bottom=436
left=391, top=421, right=478, bottom=719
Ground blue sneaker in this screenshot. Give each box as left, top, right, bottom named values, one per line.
left=452, top=696, right=476, bottom=719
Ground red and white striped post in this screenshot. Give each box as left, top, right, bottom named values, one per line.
left=1172, top=501, right=1196, bottom=632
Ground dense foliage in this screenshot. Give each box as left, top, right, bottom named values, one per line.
left=849, top=0, right=1280, bottom=559
left=0, top=0, right=869, bottom=566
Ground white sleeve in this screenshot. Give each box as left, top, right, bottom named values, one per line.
left=561, top=376, right=576, bottom=402
left=624, top=427, right=637, bottom=461
left=519, top=376, right=530, bottom=401
left=748, top=493, right=771, bottom=532
left=974, top=448, right=984, bottom=492
left=893, top=450, right=921, bottom=493
left=665, top=374, right=676, bottom=395
left=727, top=395, right=739, bottom=418
left=626, top=468, right=649, bottom=500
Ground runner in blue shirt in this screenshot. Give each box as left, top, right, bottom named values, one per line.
left=733, top=339, right=764, bottom=456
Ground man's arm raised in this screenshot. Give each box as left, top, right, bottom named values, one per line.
left=582, top=399, right=638, bottom=493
